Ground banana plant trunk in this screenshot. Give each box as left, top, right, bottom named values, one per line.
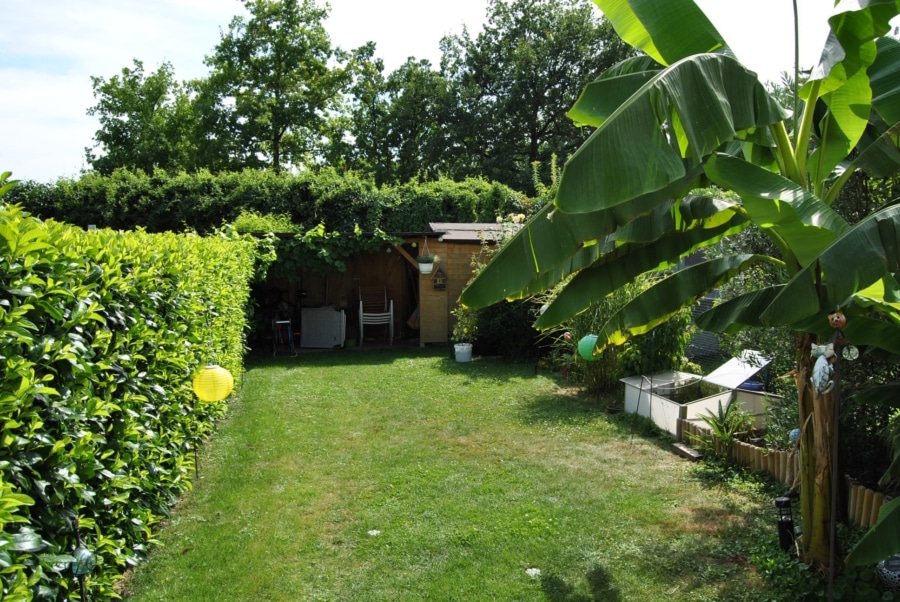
left=795, top=333, right=839, bottom=568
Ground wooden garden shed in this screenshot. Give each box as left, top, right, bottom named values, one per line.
left=415, top=222, right=508, bottom=345
left=257, top=222, right=506, bottom=348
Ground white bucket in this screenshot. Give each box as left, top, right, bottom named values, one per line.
left=454, top=343, right=473, bottom=362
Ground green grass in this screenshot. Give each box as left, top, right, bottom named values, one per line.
left=121, top=347, right=780, bottom=601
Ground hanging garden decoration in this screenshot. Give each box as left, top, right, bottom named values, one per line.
left=828, top=309, right=847, bottom=330
left=192, top=305, right=234, bottom=402
left=577, top=334, right=600, bottom=362
left=192, top=364, right=234, bottom=402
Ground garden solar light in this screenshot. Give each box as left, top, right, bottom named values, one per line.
left=775, top=496, right=795, bottom=552
left=72, top=544, right=96, bottom=577
left=71, top=519, right=96, bottom=601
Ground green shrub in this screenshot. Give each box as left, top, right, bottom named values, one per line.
left=542, top=273, right=694, bottom=395
left=0, top=196, right=258, bottom=599
left=7, top=169, right=533, bottom=235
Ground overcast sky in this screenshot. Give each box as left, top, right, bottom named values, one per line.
left=0, top=0, right=872, bottom=184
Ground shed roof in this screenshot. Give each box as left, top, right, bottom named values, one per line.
left=428, top=222, right=518, bottom=243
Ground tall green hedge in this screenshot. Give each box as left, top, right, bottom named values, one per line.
left=7, top=168, right=533, bottom=234
left=0, top=202, right=259, bottom=600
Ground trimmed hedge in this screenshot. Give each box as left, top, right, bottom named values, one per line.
left=7, top=168, right=534, bottom=234
left=0, top=203, right=259, bottom=600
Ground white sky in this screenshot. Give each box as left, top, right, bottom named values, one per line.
left=0, top=0, right=874, bottom=184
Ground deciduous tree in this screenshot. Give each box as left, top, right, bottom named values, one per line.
left=86, top=60, right=196, bottom=175
left=440, top=0, right=633, bottom=192
left=199, top=0, right=359, bottom=172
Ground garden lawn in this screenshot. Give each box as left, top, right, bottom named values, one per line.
left=122, top=347, right=779, bottom=601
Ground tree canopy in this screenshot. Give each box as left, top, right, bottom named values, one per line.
left=85, top=60, right=196, bottom=175
left=83, top=0, right=630, bottom=193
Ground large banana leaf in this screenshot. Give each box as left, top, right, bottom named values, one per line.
left=556, top=53, right=788, bottom=215
left=854, top=277, right=900, bottom=318
left=537, top=197, right=746, bottom=328
left=459, top=168, right=704, bottom=308
left=588, top=254, right=771, bottom=353
left=808, top=69, right=872, bottom=187
left=842, top=113, right=900, bottom=184
left=761, top=204, right=900, bottom=325
left=841, top=314, right=900, bottom=355
left=591, top=0, right=725, bottom=66
left=568, top=56, right=661, bottom=128
left=694, top=286, right=783, bottom=335
left=846, top=497, right=900, bottom=566
left=703, top=153, right=850, bottom=267
left=806, top=0, right=900, bottom=97
left=870, top=37, right=900, bottom=125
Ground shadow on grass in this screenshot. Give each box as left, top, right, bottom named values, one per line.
left=540, top=565, right=622, bottom=601
left=625, top=510, right=770, bottom=601
left=517, top=390, right=610, bottom=425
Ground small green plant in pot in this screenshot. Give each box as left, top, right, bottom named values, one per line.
left=417, top=253, right=437, bottom=274
left=452, top=303, right=478, bottom=362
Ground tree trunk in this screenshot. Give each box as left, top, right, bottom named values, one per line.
left=795, top=333, right=839, bottom=568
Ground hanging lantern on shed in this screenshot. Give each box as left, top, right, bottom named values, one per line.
left=192, top=364, right=233, bottom=402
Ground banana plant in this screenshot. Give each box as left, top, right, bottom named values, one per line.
left=460, top=0, right=900, bottom=569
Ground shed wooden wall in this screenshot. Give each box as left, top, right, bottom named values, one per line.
left=270, top=248, right=413, bottom=343
left=419, top=240, right=483, bottom=344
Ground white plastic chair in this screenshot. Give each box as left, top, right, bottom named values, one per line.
left=359, top=286, right=393, bottom=346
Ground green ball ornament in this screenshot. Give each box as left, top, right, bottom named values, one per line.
left=578, top=334, right=599, bottom=361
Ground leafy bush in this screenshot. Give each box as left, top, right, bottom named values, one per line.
left=0, top=195, right=258, bottom=599
left=7, top=168, right=532, bottom=236
left=232, top=209, right=299, bottom=234
left=541, top=273, right=694, bottom=395
left=455, top=216, right=540, bottom=360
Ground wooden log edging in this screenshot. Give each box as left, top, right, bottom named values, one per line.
left=675, top=418, right=890, bottom=528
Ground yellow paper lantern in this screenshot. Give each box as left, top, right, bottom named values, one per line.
left=192, top=364, right=233, bottom=402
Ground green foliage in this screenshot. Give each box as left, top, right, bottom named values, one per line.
left=451, top=302, right=479, bottom=344
left=475, top=298, right=539, bottom=359
left=763, top=391, right=800, bottom=451
left=86, top=59, right=197, bottom=175
left=0, top=199, right=257, bottom=600
left=456, top=217, right=540, bottom=358
left=269, top=223, right=400, bottom=279
left=542, top=273, right=694, bottom=394
left=231, top=209, right=298, bottom=234
left=698, top=400, right=755, bottom=465
left=7, top=169, right=530, bottom=237
left=750, top=534, right=894, bottom=601
left=196, top=0, right=365, bottom=172
left=884, top=409, right=900, bottom=486
left=438, top=0, right=635, bottom=193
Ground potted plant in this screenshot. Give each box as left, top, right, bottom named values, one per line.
left=417, top=253, right=437, bottom=274
left=451, top=303, right=478, bottom=362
